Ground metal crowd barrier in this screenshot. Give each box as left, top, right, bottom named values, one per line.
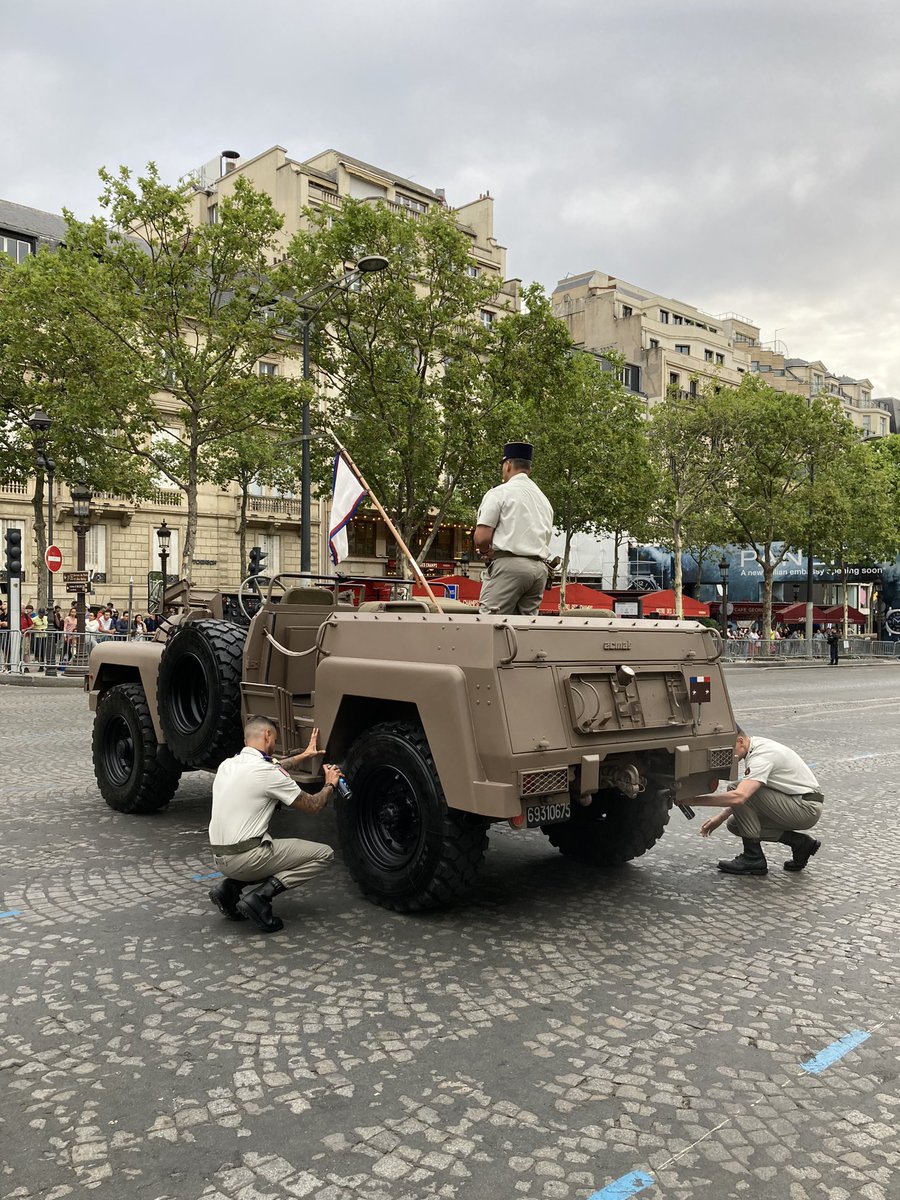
left=721, top=636, right=900, bottom=662
left=0, top=629, right=154, bottom=675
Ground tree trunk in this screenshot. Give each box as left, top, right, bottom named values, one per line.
left=182, top=451, right=199, bottom=585
left=761, top=559, right=775, bottom=642
left=560, top=529, right=572, bottom=614
left=673, top=518, right=684, bottom=619
left=841, top=566, right=849, bottom=640
left=239, top=486, right=249, bottom=578
left=611, top=528, right=623, bottom=589
left=31, top=476, right=47, bottom=610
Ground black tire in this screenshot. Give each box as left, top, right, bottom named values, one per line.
left=157, top=620, right=245, bottom=768
left=93, top=682, right=181, bottom=814
left=545, top=782, right=670, bottom=866
left=338, top=721, right=489, bottom=912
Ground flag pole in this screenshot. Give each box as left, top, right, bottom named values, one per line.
left=328, top=431, right=445, bottom=613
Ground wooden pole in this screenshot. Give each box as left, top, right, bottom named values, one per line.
left=328, top=432, right=445, bottom=613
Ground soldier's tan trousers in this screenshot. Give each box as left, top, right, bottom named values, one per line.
left=212, top=837, right=334, bottom=890
left=726, top=786, right=823, bottom=842
left=479, top=556, right=547, bottom=615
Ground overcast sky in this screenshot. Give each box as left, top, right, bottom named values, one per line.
left=3, top=0, right=899, bottom=392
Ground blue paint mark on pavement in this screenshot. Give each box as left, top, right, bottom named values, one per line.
left=193, top=871, right=223, bottom=882
left=0, top=909, right=22, bottom=919
left=801, top=1029, right=870, bottom=1074
left=588, top=1170, right=655, bottom=1199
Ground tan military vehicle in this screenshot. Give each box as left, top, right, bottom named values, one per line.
left=87, top=577, right=737, bottom=911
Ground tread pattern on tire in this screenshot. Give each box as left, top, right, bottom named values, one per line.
left=93, top=682, right=181, bottom=814
left=342, top=720, right=489, bottom=913
left=157, top=619, right=246, bottom=769
left=546, top=785, right=670, bottom=866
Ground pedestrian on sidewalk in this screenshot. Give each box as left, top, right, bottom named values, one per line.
left=826, top=626, right=840, bottom=665
left=691, top=726, right=823, bottom=876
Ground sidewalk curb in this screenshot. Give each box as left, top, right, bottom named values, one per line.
left=723, top=659, right=898, bottom=670
left=0, top=673, right=84, bottom=688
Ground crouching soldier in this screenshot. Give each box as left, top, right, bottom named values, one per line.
left=208, top=716, right=341, bottom=932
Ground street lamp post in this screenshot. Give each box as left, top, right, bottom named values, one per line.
left=28, top=408, right=56, bottom=674
left=293, top=255, right=389, bottom=573
left=156, top=520, right=172, bottom=615
left=718, top=555, right=729, bottom=637
left=67, top=482, right=92, bottom=676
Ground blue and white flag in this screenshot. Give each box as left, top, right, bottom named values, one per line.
left=328, top=452, right=367, bottom=565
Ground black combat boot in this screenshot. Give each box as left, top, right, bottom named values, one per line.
left=209, top=876, right=247, bottom=921
left=718, top=838, right=768, bottom=875
left=780, top=831, right=821, bottom=872
left=237, top=877, right=287, bottom=933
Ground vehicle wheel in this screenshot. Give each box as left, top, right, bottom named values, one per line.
left=338, top=721, right=489, bottom=912
left=93, top=682, right=181, bottom=813
left=157, top=620, right=245, bottom=769
left=545, top=782, right=670, bottom=866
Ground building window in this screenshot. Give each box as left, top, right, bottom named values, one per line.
left=207, top=204, right=218, bottom=225
left=0, top=234, right=33, bottom=263
left=397, top=194, right=428, bottom=214
left=347, top=517, right=377, bottom=557
left=689, top=379, right=698, bottom=398
left=257, top=532, right=280, bottom=575
left=87, top=525, right=108, bottom=576
left=479, top=310, right=494, bottom=328
left=715, top=352, right=725, bottom=366
left=466, top=264, right=481, bottom=278
left=621, top=305, right=633, bottom=318
left=621, top=364, right=641, bottom=392
left=259, top=361, right=277, bottom=377
left=673, top=314, right=683, bottom=325
left=675, top=344, right=690, bottom=355
left=862, top=414, right=871, bottom=432
left=669, top=372, right=680, bottom=387
left=705, top=349, right=714, bottom=362
left=649, top=338, right=659, bottom=350
left=659, top=310, right=669, bottom=324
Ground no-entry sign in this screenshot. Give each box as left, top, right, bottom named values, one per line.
left=45, top=545, right=63, bottom=572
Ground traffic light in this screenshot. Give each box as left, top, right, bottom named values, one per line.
left=248, top=546, right=268, bottom=577
left=4, top=528, right=22, bottom=578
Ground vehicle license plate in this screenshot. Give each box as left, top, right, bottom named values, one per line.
left=525, top=800, right=571, bottom=828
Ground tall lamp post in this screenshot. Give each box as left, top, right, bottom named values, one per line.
left=718, top=555, right=729, bottom=637
left=156, top=520, right=172, bottom=614
left=292, top=255, right=389, bottom=573
left=28, top=409, right=56, bottom=674
left=68, top=482, right=92, bottom=676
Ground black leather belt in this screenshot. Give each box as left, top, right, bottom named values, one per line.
left=210, top=836, right=264, bottom=855
left=493, top=550, right=543, bottom=561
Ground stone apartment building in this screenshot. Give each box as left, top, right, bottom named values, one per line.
left=1, top=148, right=517, bottom=607
left=750, top=346, right=891, bottom=438
left=551, top=270, right=759, bottom=404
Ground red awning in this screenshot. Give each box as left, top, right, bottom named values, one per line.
left=540, top=583, right=616, bottom=613
left=641, top=589, right=710, bottom=618
left=777, top=602, right=830, bottom=623
left=821, top=604, right=866, bottom=626
left=412, top=574, right=481, bottom=603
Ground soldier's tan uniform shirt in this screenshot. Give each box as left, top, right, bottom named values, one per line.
left=476, top=473, right=554, bottom=557
left=209, top=747, right=300, bottom=846
left=743, top=736, right=820, bottom=796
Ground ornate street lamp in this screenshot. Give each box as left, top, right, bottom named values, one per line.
left=293, top=255, right=389, bottom=573
left=66, top=482, right=92, bottom=676
left=28, top=408, right=56, bottom=673
left=718, top=555, right=729, bottom=637
left=156, top=520, right=172, bottom=614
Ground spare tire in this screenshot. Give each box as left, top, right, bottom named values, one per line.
left=157, top=619, right=245, bottom=768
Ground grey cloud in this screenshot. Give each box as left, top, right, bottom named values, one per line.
left=3, top=0, right=899, bottom=389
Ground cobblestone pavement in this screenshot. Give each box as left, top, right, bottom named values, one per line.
left=2, top=667, right=899, bottom=1200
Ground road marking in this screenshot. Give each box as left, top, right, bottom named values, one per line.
left=193, top=871, right=222, bottom=882
left=587, top=1170, right=655, bottom=1199
left=0, top=909, right=22, bottom=919
left=801, top=1029, right=870, bottom=1074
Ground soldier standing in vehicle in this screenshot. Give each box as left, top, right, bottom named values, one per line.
left=208, top=716, right=342, bottom=933
left=475, top=441, right=554, bottom=615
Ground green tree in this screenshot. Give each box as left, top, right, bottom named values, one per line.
left=640, top=385, right=737, bottom=618
left=0, top=244, right=152, bottom=604
left=276, top=197, right=505, bottom=566
left=721, top=376, right=857, bottom=639
left=57, top=164, right=300, bottom=579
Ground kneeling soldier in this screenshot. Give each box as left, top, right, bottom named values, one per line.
left=693, top=726, right=823, bottom=875
left=208, top=716, right=341, bottom=932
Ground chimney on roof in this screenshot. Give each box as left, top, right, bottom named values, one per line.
left=435, top=188, right=446, bottom=204
left=221, top=150, right=240, bottom=175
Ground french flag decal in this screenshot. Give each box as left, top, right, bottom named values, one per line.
left=689, top=675, right=711, bottom=703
